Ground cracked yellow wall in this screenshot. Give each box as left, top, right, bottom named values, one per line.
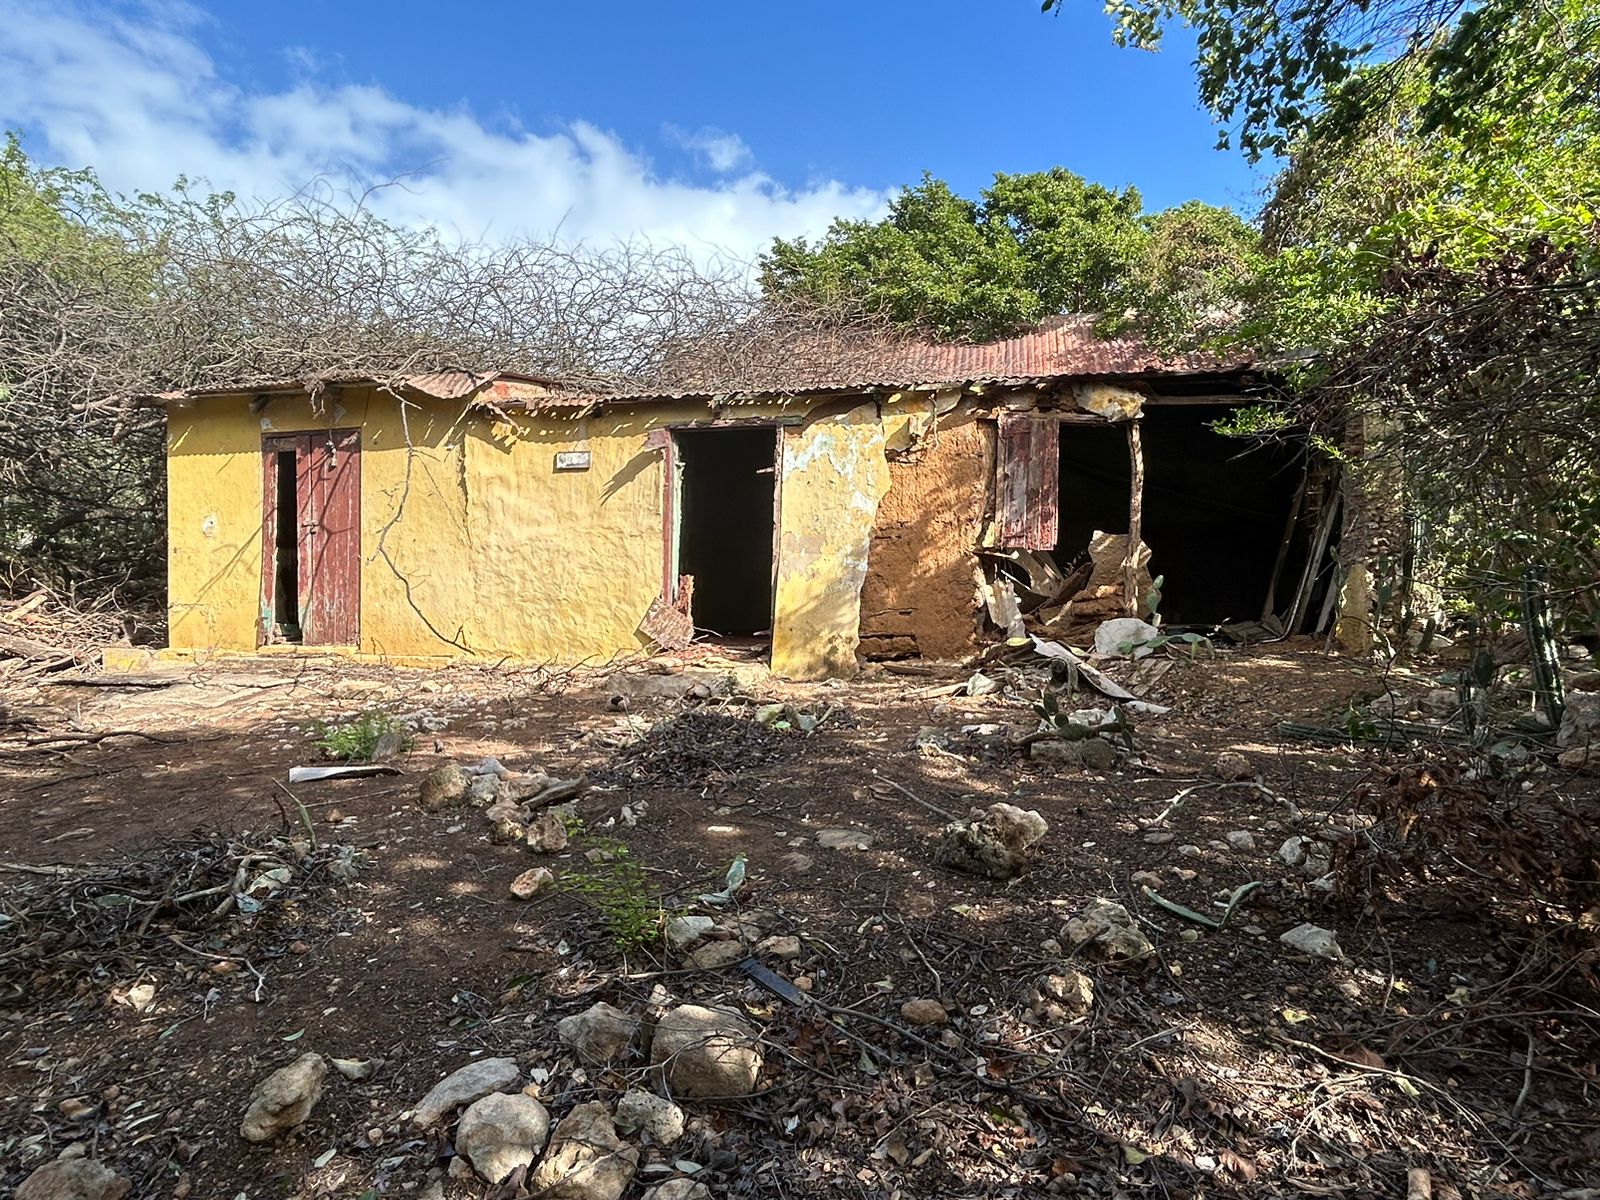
left=166, top=387, right=471, bottom=657
left=168, top=389, right=914, bottom=676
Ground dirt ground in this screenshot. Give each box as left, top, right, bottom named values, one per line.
left=3, top=642, right=1597, bottom=1200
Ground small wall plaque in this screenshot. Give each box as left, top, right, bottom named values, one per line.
left=555, top=450, right=592, bottom=471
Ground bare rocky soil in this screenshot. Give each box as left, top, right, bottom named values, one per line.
left=2, top=643, right=1597, bottom=1200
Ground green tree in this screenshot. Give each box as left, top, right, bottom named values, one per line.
left=759, top=168, right=1249, bottom=342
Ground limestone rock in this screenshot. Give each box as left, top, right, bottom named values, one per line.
left=526, top=810, right=569, bottom=853
left=933, top=802, right=1048, bottom=880
left=1213, top=751, right=1254, bottom=782
left=240, top=1052, right=326, bottom=1142
left=466, top=773, right=508, bottom=808
left=614, top=1090, right=685, bottom=1146
left=1093, top=617, right=1160, bottom=658
left=528, top=1101, right=638, bottom=1200
left=455, top=1092, right=550, bottom=1184
left=644, top=1182, right=712, bottom=1200
left=558, top=1002, right=640, bottom=1067
left=1558, top=693, right=1600, bottom=748
left=663, top=915, right=716, bottom=950
left=1029, top=738, right=1084, bottom=768
left=1079, top=737, right=1118, bottom=771
left=509, top=867, right=554, bottom=900
left=419, top=763, right=468, bottom=812
left=485, top=801, right=526, bottom=844
left=1225, top=830, right=1257, bottom=853
left=816, top=827, right=873, bottom=851
left=756, top=934, right=802, bottom=960
left=651, top=1004, right=764, bottom=1099
left=1032, top=969, right=1095, bottom=1021
left=899, top=999, right=948, bottom=1026
left=1063, top=899, right=1153, bottom=960
left=685, top=940, right=746, bottom=971
left=413, top=1057, right=523, bottom=1128
left=15, top=1146, right=131, bottom=1200
left=1278, top=836, right=1308, bottom=867
left=1559, top=744, right=1600, bottom=773
left=1279, top=923, right=1345, bottom=961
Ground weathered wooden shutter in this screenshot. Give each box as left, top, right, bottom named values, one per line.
left=995, top=413, right=1060, bottom=550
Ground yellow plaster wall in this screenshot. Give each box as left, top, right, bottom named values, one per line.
left=166, top=387, right=472, bottom=656
left=168, top=388, right=933, bottom=677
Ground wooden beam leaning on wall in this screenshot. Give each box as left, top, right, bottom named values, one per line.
left=1124, top=418, right=1145, bottom=618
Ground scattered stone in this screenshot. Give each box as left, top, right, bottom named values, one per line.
left=331, top=1057, right=378, bottom=1082
left=756, top=934, right=802, bottom=960
left=1557, top=693, right=1600, bottom=747
left=1177, top=843, right=1203, bottom=858
left=1224, top=830, right=1257, bottom=853
left=1559, top=744, right=1599, bottom=773
left=898, top=999, right=949, bottom=1026
left=1064, top=899, right=1154, bottom=960
left=685, top=940, right=746, bottom=971
left=663, top=915, right=716, bottom=951
left=644, top=1182, right=711, bottom=1200
left=558, top=1002, right=641, bottom=1067
left=779, top=851, right=815, bottom=873
left=1129, top=870, right=1162, bottom=889
left=526, top=810, right=569, bottom=853
left=509, top=867, right=555, bottom=900
left=465, top=773, right=507, bottom=808
left=933, top=802, right=1049, bottom=880
left=1143, top=830, right=1175, bottom=845
left=1032, top=969, right=1095, bottom=1021
left=413, top=1057, right=524, bottom=1128
left=15, top=1146, right=131, bottom=1200
left=529, top=1101, right=638, bottom=1200
left=816, top=827, right=874, bottom=851
left=418, top=763, right=468, bottom=812
left=614, top=1090, right=686, bottom=1146
left=1029, top=738, right=1085, bottom=768
left=455, top=1092, right=551, bottom=1184
left=239, top=1052, right=326, bottom=1142
left=1079, top=738, right=1119, bottom=771
left=1213, top=751, right=1254, bottom=782
left=485, top=801, right=526, bottom=844
left=1278, top=836, right=1308, bottom=867
left=651, top=1004, right=764, bottom=1099
left=1279, top=923, right=1346, bottom=961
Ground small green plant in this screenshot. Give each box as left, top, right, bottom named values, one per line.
left=560, top=835, right=668, bottom=951
left=312, top=709, right=411, bottom=762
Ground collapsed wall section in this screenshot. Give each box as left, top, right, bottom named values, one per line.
left=857, top=403, right=993, bottom=661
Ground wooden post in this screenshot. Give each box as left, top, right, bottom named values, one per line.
left=1125, top=418, right=1144, bottom=617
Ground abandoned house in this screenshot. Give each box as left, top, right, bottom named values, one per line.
left=156, top=317, right=1339, bottom=680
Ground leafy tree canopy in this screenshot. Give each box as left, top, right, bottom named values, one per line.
left=758, top=168, right=1255, bottom=342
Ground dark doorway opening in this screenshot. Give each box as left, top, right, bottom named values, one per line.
left=675, top=426, right=777, bottom=637
left=1056, top=406, right=1303, bottom=625
left=272, top=450, right=302, bottom=640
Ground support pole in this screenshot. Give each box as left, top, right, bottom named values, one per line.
left=1125, top=418, right=1145, bottom=617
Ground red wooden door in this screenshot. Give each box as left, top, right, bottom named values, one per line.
left=996, top=413, right=1060, bottom=550
left=261, top=430, right=360, bottom=646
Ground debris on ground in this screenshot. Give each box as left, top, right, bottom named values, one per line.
left=1063, top=898, right=1155, bottom=960
left=595, top=711, right=797, bottom=788
left=933, top=802, right=1049, bottom=879
left=14, top=1145, right=131, bottom=1200
left=529, top=1102, right=638, bottom=1200
left=557, top=1002, right=640, bottom=1067
left=413, top=1058, right=525, bottom=1128
left=1278, top=921, right=1346, bottom=961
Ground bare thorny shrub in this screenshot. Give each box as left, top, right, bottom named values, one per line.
left=0, top=152, right=914, bottom=609
left=1334, top=755, right=1600, bottom=1004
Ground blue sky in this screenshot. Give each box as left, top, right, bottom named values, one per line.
left=0, top=0, right=1266, bottom=258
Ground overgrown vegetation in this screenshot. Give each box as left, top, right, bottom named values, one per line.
left=557, top=821, right=670, bottom=952
left=311, top=710, right=412, bottom=762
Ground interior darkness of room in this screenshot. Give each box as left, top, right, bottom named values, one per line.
left=1055, top=406, right=1303, bottom=625
left=272, top=451, right=301, bottom=637
left=676, top=427, right=776, bottom=636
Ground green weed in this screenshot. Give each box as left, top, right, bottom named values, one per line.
left=312, top=709, right=411, bottom=762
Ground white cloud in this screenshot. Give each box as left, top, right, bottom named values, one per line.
left=0, top=0, right=886, bottom=259
left=665, top=124, right=754, bottom=173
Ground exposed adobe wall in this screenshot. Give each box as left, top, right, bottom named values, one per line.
left=858, top=408, right=992, bottom=661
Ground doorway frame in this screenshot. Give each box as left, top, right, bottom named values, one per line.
left=259, top=428, right=362, bottom=648
left=660, top=421, right=784, bottom=635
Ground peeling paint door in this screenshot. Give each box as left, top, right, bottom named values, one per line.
left=996, top=413, right=1060, bottom=550
left=261, top=430, right=360, bottom=646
